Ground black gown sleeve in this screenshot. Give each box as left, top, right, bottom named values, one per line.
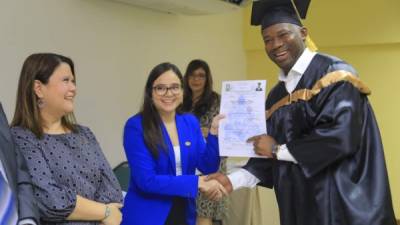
left=243, top=158, right=274, bottom=188
left=241, top=84, right=283, bottom=189
left=287, top=81, right=365, bottom=178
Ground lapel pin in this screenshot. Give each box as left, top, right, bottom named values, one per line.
left=185, top=141, right=191, bottom=147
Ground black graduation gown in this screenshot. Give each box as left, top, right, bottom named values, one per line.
left=243, top=53, right=397, bottom=225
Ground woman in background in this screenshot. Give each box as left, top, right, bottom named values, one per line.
left=121, top=62, right=226, bottom=225
left=11, top=53, right=123, bottom=225
left=183, top=59, right=227, bottom=225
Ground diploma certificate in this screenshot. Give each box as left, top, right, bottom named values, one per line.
left=219, top=80, right=267, bottom=158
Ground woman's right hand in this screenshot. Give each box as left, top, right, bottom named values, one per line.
left=101, top=203, right=123, bottom=225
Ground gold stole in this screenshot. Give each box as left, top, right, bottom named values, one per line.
left=266, top=70, right=371, bottom=120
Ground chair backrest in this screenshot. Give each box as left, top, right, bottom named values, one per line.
left=113, top=161, right=130, bottom=192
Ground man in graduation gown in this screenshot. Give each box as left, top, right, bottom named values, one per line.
left=207, top=2, right=397, bottom=225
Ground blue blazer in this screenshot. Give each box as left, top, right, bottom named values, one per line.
left=121, top=113, right=220, bottom=225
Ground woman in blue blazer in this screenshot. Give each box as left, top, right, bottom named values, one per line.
left=121, top=62, right=226, bottom=225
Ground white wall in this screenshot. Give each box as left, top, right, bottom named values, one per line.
left=0, top=0, right=246, bottom=166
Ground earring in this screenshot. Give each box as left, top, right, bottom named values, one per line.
left=37, top=98, right=45, bottom=108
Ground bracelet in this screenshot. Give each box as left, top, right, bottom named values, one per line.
left=102, top=205, right=111, bottom=221
left=271, top=144, right=279, bottom=159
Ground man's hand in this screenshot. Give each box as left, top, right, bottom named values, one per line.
left=246, top=134, right=277, bottom=158
left=205, top=172, right=233, bottom=194
left=198, top=176, right=228, bottom=201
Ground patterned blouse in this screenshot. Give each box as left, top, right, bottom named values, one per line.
left=196, top=94, right=221, bottom=130
left=11, top=125, right=122, bottom=225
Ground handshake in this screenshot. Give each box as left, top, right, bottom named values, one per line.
left=198, top=172, right=233, bottom=201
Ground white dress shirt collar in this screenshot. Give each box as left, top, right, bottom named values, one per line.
left=278, top=48, right=317, bottom=93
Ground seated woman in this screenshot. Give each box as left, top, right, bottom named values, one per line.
left=121, top=62, right=226, bottom=225
left=10, top=53, right=123, bottom=225
left=182, top=59, right=227, bottom=225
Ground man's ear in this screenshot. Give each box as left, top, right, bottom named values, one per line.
left=300, top=27, right=308, bottom=42
left=33, top=80, right=44, bottom=98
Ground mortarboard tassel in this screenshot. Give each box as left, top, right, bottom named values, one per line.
left=290, top=0, right=318, bottom=51
left=306, top=35, right=318, bottom=51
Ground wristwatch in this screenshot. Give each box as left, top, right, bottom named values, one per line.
left=271, top=144, right=279, bottom=159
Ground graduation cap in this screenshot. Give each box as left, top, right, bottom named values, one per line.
left=251, top=0, right=317, bottom=50
left=251, top=0, right=311, bottom=30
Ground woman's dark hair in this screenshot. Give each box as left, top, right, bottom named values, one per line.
left=182, top=59, right=219, bottom=118
left=11, top=53, right=77, bottom=138
left=141, top=62, right=184, bottom=158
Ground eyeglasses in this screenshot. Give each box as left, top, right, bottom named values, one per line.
left=152, top=84, right=182, bottom=96
left=188, top=74, right=206, bottom=81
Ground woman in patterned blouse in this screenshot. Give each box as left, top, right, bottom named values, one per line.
left=10, top=53, right=123, bottom=225
left=183, top=59, right=227, bottom=225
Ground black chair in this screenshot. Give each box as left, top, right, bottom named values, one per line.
left=113, top=161, right=130, bottom=192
